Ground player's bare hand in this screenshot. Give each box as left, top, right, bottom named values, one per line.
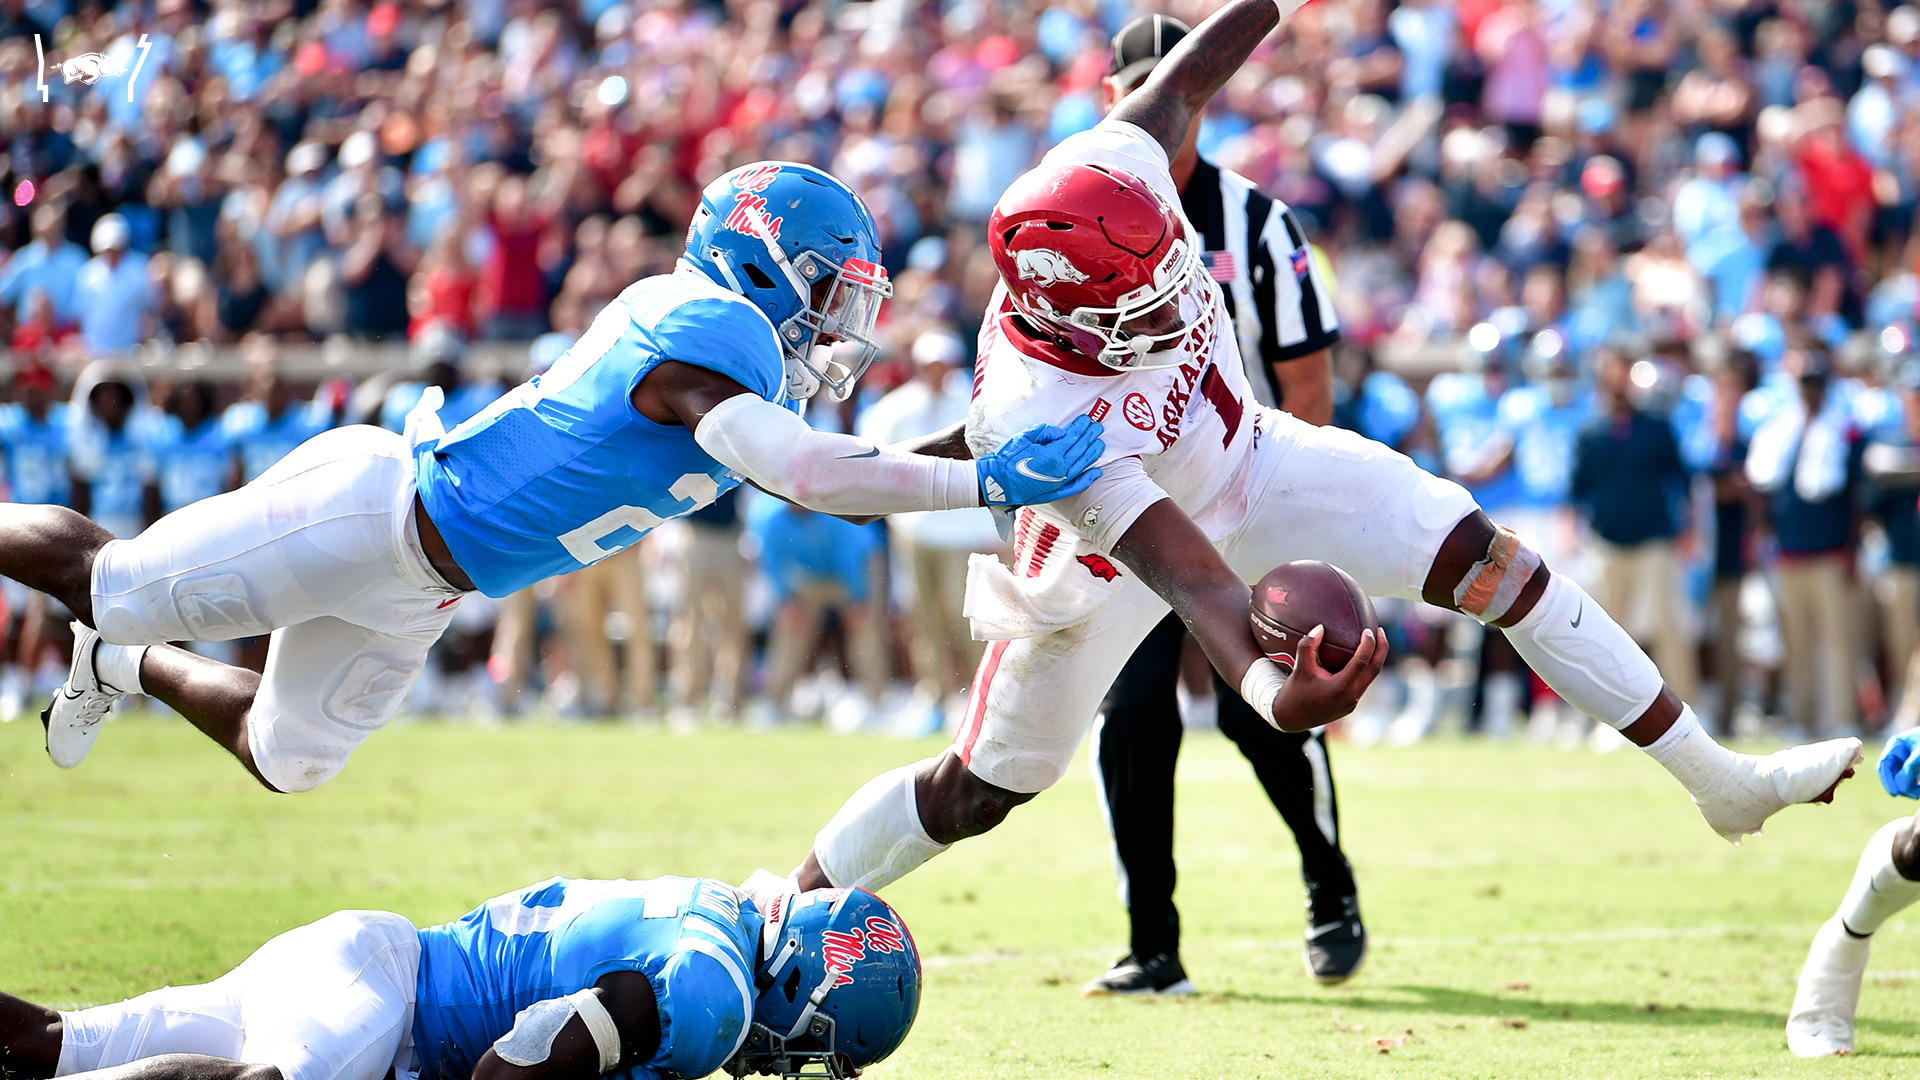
left=1271, top=625, right=1386, bottom=730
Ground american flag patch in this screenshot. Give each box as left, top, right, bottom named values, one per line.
left=1290, top=246, right=1311, bottom=278
left=1203, top=250, right=1237, bottom=281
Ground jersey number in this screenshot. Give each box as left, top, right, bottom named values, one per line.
left=557, top=473, right=721, bottom=566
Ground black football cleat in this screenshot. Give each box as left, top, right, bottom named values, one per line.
left=1305, top=891, right=1367, bottom=985
left=1082, top=952, right=1196, bottom=996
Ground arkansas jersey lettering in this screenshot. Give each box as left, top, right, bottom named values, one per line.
left=1200, top=365, right=1244, bottom=448
left=1077, top=553, right=1122, bottom=581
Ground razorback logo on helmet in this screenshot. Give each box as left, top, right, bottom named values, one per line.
left=1088, top=398, right=1112, bottom=422
left=1077, top=553, right=1122, bottom=581
left=863, top=916, right=906, bottom=953
left=732, top=164, right=782, bottom=194
left=725, top=193, right=783, bottom=241
left=1014, top=249, right=1090, bottom=288
left=820, top=927, right=869, bottom=988
left=1123, top=392, right=1155, bottom=431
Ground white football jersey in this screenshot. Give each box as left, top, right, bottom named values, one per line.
left=966, top=120, right=1262, bottom=560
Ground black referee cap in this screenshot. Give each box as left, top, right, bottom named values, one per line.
left=1110, top=14, right=1191, bottom=90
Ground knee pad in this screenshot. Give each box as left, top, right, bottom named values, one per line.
left=1452, top=524, right=1542, bottom=624
left=809, top=760, right=949, bottom=892
left=245, top=714, right=349, bottom=794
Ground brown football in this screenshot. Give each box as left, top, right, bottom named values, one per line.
left=1249, top=561, right=1379, bottom=674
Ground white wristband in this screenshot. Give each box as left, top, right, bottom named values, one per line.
left=1239, top=657, right=1289, bottom=729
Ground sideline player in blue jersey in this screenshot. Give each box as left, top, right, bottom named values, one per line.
left=10, top=161, right=1104, bottom=792
left=0, top=875, right=920, bottom=1080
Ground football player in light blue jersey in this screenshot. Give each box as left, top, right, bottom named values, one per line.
left=0, top=366, right=72, bottom=511
left=0, top=876, right=920, bottom=1080
left=12, top=160, right=1105, bottom=794
left=221, top=367, right=335, bottom=484
left=144, top=383, right=239, bottom=515
left=67, top=365, right=159, bottom=542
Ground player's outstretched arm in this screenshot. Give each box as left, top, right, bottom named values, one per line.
left=1113, top=498, right=1383, bottom=731
left=473, top=972, right=659, bottom=1080
left=1109, top=0, right=1296, bottom=160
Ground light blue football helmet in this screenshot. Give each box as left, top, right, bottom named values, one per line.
left=726, top=887, right=920, bottom=1079
left=682, top=162, right=892, bottom=403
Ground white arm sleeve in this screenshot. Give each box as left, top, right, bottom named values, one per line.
left=1047, top=455, right=1172, bottom=553
left=695, top=394, right=981, bottom=516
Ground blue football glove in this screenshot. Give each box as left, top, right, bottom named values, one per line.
left=976, top=415, right=1105, bottom=507
left=1880, top=729, right=1920, bottom=799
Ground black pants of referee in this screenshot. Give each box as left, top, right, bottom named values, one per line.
left=1093, top=611, right=1357, bottom=960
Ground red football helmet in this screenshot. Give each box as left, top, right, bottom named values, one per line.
left=987, top=161, right=1211, bottom=371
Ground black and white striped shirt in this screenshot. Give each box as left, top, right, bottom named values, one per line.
left=1178, top=156, right=1341, bottom=410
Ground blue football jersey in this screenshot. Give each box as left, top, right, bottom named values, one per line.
left=0, top=402, right=69, bottom=506
left=222, top=399, right=334, bottom=483
left=143, top=412, right=236, bottom=513
left=415, top=272, right=789, bottom=597
left=1427, top=372, right=1523, bottom=511
left=412, top=876, right=760, bottom=1080
left=1498, top=385, right=1595, bottom=508
left=68, top=422, right=153, bottom=539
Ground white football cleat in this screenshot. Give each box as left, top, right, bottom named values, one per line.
left=1693, top=738, right=1862, bottom=844
left=1788, top=916, right=1871, bottom=1057
left=41, top=622, right=126, bottom=769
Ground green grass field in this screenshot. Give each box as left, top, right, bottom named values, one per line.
left=4, top=715, right=1920, bottom=1078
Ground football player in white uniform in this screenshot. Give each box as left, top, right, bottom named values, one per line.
left=786, top=0, right=1865, bottom=897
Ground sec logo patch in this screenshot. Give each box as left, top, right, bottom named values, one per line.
left=1123, top=392, right=1156, bottom=431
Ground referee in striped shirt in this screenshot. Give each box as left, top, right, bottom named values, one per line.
left=1083, top=14, right=1363, bottom=997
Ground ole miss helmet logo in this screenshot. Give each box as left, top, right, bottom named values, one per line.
left=1078, top=553, right=1123, bottom=581
left=819, top=916, right=908, bottom=987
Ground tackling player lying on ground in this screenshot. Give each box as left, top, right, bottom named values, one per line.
left=0, top=875, right=918, bottom=1080
left=787, top=0, right=1864, bottom=899
left=5, top=162, right=1105, bottom=795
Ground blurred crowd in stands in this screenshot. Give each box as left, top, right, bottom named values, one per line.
left=3, top=0, right=1920, bottom=739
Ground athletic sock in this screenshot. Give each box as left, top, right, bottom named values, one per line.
left=1839, top=817, right=1920, bottom=937
left=94, top=642, right=148, bottom=695
left=1641, top=704, right=1731, bottom=788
